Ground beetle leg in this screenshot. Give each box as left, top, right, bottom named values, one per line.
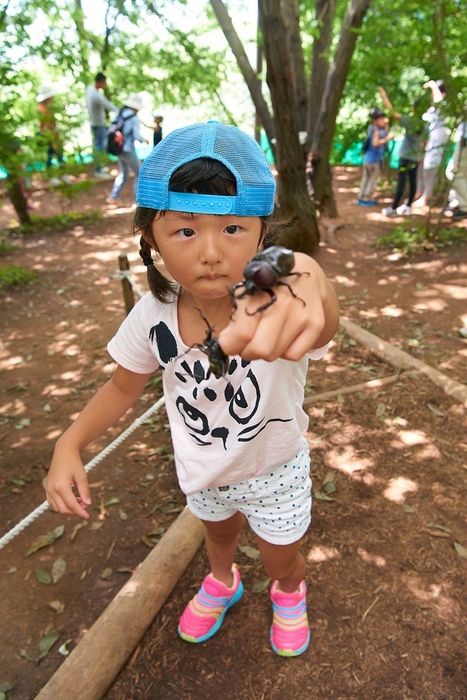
left=245, top=288, right=276, bottom=315
left=276, top=272, right=310, bottom=307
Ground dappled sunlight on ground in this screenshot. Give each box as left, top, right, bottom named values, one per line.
left=383, top=476, right=419, bottom=504
left=325, top=445, right=375, bottom=475
left=381, top=305, right=404, bottom=317
left=433, top=283, right=467, bottom=300
left=376, top=275, right=400, bottom=285
left=306, top=545, right=341, bottom=563
left=334, top=275, right=357, bottom=287
left=405, top=576, right=461, bottom=620
left=357, top=548, right=386, bottom=568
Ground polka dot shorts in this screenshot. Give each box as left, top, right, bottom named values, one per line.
left=186, top=441, right=312, bottom=545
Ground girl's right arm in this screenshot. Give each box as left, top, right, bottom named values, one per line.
left=46, top=365, right=152, bottom=519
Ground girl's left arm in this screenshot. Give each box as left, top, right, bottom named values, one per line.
left=218, top=252, right=339, bottom=362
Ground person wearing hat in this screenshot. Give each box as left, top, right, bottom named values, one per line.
left=36, top=85, right=64, bottom=172
left=357, top=107, right=394, bottom=207
left=413, top=80, right=450, bottom=208
left=86, top=72, right=118, bottom=178
left=106, top=93, right=149, bottom=205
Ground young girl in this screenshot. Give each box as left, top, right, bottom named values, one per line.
left=46, top=121, right=339, bottom=657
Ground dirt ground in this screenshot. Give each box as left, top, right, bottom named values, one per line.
left=0, top=167, right=466, bottom=700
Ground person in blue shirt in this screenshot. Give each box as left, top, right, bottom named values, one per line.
left=357, top=108, right=394, bottom=206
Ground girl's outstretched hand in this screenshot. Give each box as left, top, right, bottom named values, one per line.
left=218, top=252, right=339, bottom=362
left=46, top=443, right=92, bottom=519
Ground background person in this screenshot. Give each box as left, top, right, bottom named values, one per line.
left=86, top=72, right=118, bottom=178
left=36, top=84, right=64, bottom=183
left=446, top=118, right=467, bottom=221
left=151, top=114, right=163, bottom=147
left=106, top=92, right=148, bottom=205
left=413, top=79, right=450, bottom=208
left=357, top=107, right=394, bottom=206
left=378, top=86, right=429, bottom=217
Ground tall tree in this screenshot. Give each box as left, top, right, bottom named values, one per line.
left=210, top=0, right=276, bottom=144
left=311, top=0, right=372, bottom=214
left=259, top=0, right=318, bottom=254
left=210, top=0, right=373, bottom=253
left=306, top=0, right=337, bottom=143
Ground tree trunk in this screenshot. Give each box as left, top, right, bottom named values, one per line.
left=307, top=0, right=337, bottom=140
left=282, top=0, right=308, bottom=133
left=260, top=0, right=319, bottom=255
left=7, top=176, right=31, bottom=226
left=72, top=0, right=91, bottom=84
left=210, top=0, right=276, bottom=145
left=311, top=0, right=372, bottom=215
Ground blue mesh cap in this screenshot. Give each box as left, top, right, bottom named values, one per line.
left=137, top=121, right=276, bottom=216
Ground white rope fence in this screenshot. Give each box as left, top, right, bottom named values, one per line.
left=110, top=269, right=146, bottom=300
left=0, top=396, right=165, bottom=551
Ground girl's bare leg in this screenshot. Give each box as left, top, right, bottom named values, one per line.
left=202, top=512, right=245, bottom=587
left=256, top=536, right=306, bottom=592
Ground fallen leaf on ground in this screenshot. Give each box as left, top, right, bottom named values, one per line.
left=39, top=630, right=60, bottom=660
left=252, top=578, right=271, bottom=593
left=454, top=541, right=467, bottom=559
left=315, top=491, right=335, bottom=501
left=100, top=567, right=113, bottom=580
left=35, top=569, right=52, bottom=585
left=51, top=557, right=67, bottom=583
left=239, top=545, right=261, bottom=559
left=26, top=525, right=65, bottom=556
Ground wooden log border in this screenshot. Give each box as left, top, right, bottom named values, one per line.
left=340, top=319, right=467, bottom=408
left=36, top=508, right=205, bottom=700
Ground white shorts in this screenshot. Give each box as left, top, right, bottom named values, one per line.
left=186, top=441, right=312, bottom=545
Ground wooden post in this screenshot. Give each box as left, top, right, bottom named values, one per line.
left=118, top=253, right=134, bottom=315
left=35, top=508, right=205, bottom=700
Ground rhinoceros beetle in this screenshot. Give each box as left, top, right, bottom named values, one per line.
left=189, top=308, right=229, bottom=379
left=230, top=245, right=307, bottom=315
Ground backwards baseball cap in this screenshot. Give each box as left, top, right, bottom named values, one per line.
left=137, top=121, right=276, bottom=216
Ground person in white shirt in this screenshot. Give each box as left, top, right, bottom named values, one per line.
left=45, top=122, right=339, bottom=657
left=413, top=80, right=450, bottom=208
left=85, top=72, right=118, bottom=177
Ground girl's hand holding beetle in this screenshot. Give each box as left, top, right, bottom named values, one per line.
left=219, top=251, right=339, bottom=362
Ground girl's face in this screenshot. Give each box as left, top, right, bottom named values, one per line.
left=150, top=211, right=263, bottom=303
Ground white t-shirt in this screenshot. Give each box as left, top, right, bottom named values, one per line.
left=107, top=292, right=327, bottom=495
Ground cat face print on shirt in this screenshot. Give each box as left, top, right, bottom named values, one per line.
left=149, top=321, right=292, bottom=450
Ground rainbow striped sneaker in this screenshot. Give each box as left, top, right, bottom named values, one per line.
left=178, top=565, right=243, bottom=643
left=270, top=580, right=310, bottom=656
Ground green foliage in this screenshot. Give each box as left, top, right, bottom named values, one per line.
left=12, top=210, right=102, bottom=235
left=333, top=0, right=467, bottom=160
left=0, top=236, right=17, bottom=255
left=0, top=265, right=39, bottom=289
left=374, top=222, right=467, bottom=256
left=0, top=234, right=17, bottom=254
left=50, top=179, right=95, bottom=213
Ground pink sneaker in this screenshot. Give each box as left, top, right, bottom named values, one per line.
left=178, top=565, right=243, bottom=643
left=270, top=580, right=310, bottom=656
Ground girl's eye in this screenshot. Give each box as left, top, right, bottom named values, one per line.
left=176, top=228, right=195, bottom=238
left=224, top=225, right=241, bottom=235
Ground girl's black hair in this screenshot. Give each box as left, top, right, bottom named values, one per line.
left=135, top=158, right=273, bottom=302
